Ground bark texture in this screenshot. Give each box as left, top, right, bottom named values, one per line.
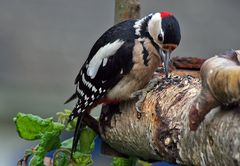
left=98, top=50, right=240, bottom=165
left=114, top=0, right=140, bottom=24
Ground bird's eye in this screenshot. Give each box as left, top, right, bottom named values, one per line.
left=158, top=34, right=163, bottom=42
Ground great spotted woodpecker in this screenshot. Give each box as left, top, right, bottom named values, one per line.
left=66, top=11, right=181, bottom=155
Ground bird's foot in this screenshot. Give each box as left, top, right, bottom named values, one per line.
left=131, top=78, right=161, bottom=118
left=135, top=93, right=145, bottom=119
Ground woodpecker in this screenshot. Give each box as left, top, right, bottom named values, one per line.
left=66, top=11, right=181, bottom=155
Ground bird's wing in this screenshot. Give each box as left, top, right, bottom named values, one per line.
left=67, top=40, right=135, bottom=120
left=67, top=20, right=139, bottom=156
left=66, top=20, right=137, bottom=105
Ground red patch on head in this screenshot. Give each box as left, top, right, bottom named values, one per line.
left=160, top=11, right=173, bottom=18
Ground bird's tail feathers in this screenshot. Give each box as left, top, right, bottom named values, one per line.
left=70, top=109, right=85, bottom=158
left=64, top=92, right=77, bottom=104
left=65, top=85, right=80, bottom=104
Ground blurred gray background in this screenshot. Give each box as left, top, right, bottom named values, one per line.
left=0, top=0, right=239, bottom=165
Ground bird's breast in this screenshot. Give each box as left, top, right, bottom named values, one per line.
left=107, top=38, right=160, bottom=100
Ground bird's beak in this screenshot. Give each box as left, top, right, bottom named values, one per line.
left=160, top=49, right=171, bottom=78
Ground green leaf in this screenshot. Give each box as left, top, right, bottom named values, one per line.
left=56, top=109, right=72, bottom=124
left=138, top=160, right=152, bottom=166
left=79, top=127, right=96, bottom=153
left=15, top=112, right=98, bottom=166
left=61, top=137, right=73, bottom=149
left=14, top=112, right=64, bottom=140
left=55, top=127, right=96, bottom=166
left=14, top=113, right=65, bottom=166
left=56, top=109, right=78, bottom=131
left=70, top=127, right=96, bottom=166
left=111, top=157, right=137, bottom=166
left=29, top=128, right=63, bottom=166
left=66, top=119, right=78, bottom=131
left=73, top=152, right=93, bottom=166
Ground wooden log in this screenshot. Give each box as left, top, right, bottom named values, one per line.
left=97, top=50, right=240, bottom=165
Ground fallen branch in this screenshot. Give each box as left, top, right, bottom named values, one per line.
left=97, top=50, right=240, bottom=165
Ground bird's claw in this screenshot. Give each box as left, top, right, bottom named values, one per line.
left=137, top=112, right=142, bottom=119
left=135, top=100, right=143, bottom=119
left=135, top=100, right=142, bottom=112
left=131, top=77, right=161, bottom=119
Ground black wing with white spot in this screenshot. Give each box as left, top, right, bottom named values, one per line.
left=68, top=20, right=137, bottom=121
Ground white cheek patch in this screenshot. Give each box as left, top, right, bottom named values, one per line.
left=87, top=40, right=124, bottom=79
left=148, top=13, right=164, bottom=44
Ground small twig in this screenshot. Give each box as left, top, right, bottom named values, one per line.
left=17, top=154, right=31, bottom=166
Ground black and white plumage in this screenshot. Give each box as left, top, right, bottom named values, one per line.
left=66, top=11, right=181, bottom=155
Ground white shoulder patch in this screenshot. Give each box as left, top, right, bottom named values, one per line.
left=87, top=39, right=124, bottom=79
left=134, top=19, right=144, bottom=36
left=134, top=13, right=152, bottom=36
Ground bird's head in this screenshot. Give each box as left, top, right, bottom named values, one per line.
left=147, top=11, right=181, bottom=78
